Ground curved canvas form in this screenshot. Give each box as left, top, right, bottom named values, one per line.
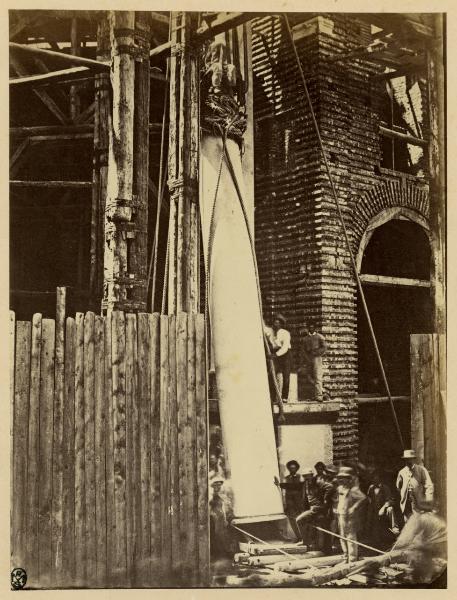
left=200, top=134, right=285, bottom=522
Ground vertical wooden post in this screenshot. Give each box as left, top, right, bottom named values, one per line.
left=52, top=287, right=66, bottom=584
left=91, top=13, right=110, bottom=308
left=70, top=17, right=81, bottom=121
left=428, top=14, right=446, bottom=334
left=130, top=12, right=151, bottom=310
left=26, top=314, right=42, bottom=585
left=12, top=320, right=31, bottom=571
left=103, top=11, right=136, bottom=313
left=167, top=12, right=200, bottom=314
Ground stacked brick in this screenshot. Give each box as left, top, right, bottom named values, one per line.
left=252, top=14, right=430, bottom=460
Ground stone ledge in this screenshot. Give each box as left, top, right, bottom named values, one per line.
left=273, top=400, right=341, bottom=414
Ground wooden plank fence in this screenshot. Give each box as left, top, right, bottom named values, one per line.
left=410, top=333, right=446, bottom=518
left=10, top=309, right=209, bottom=588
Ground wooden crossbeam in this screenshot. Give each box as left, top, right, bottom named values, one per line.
left=10, top=66, right=91, bottom=87
left=149, top=40, right=172, bottom=59
left=10, top=42, right=109, bottom=72
left=10, top=180, right=92, bottom=188
left=372, top=64, right=426, bottom=81
left=10, top=137, right=31, bottom=178
left=74, top=101, right=95, bottom=124
left=360, top=273, right=430, bottom=287
left=196, top=12, right=258, bottom=41
left=10, top=54, right=70, bottom=124
left=149, top=12, right=260, bottom=59
left=11, top=124, right=93, bottom=136
left=379, top=125, right=427, bottom=147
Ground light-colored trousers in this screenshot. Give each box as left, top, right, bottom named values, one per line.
left=306, top=356, right=323, bottom=401
left=338, top=514, right=359, bottom=562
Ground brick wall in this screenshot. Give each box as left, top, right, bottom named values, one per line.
left=252, top=14, right=430, bottom=460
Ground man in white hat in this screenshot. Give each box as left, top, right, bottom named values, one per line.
left=396, top=449, right=434, bottom=523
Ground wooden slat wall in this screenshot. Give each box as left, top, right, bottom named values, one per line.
left=10, top=310, right=208, bottom=589
left=410, top=333, right=446, bottom=517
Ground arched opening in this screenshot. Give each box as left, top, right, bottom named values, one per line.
left=357, top=216, right=432, bottom=396
left=357, top=215, right=432, bottom=474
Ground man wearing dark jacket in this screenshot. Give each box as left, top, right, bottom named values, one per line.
left=296, top=469, right=334, bottom=549
left=274, top=459, right=304, bottom=539
left=303, top=323, right=327, bottom=402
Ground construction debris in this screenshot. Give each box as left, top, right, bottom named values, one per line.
left=223, top=512, right=447, bottom=587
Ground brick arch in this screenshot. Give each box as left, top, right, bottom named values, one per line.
left=351, top=179, right=429, bottom=261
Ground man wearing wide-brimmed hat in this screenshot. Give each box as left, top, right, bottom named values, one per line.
left=396, top=449, right=434, bottom=523
left=274, top=459, right=303, bottom=539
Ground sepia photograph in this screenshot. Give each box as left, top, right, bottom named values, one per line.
left=8, top=6, right=447, bottom=590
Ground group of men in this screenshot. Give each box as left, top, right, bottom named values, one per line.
left=277, top=448, right=435, bottom=563
left=264, top=314, right=327, bottom=402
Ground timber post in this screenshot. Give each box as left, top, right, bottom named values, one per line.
left=428, top=14, right=446, bottom=334
left=129, top=12, right=151, bottom=311
left=103, top=11, right=136, bottom=313
left=91, top=13, right=110, bottom=308
left=167, top=12, right=200, bottom=315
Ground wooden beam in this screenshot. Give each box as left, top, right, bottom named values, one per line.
left=70, top=17, right=81, bottom=122
left=372, top=64, right=426, bottom=81
left=149, top=40, right=171, bottom=59
left=10, top=54, right=70, bottom=124
left=360, top=273, right=430, bottom=287
left=10, top=180, right=92, bottom=188
left=130, top=11, right=151, bottom=309
left=103, top=11, right=136, bottom=312
left=10, top=41, right=109, bottom=72
left=167, top=12, right=200, bottom=315
left=26, top=133, right=93, bottom=142
left=151, top=12, right=169, bottom=26
left=11, top=124, right=92, bottom=136
left=379, top=125, right=427, bottom=147
left=90, top=13, right=110, bottom=305
left=10, top=66, right=91, bottom=87
left=195, top=12, right=258, bottom=42
left=358, top=395, right=410, bottom=405
left=74, top=101, right=96, bottom=125
left=10, top=137, right=30, bottom=175
left=427, top=16, right=446, bottom=334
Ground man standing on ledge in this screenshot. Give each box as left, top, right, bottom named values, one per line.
left=303, top=323, right=327, bottom=402
left=272, top=314, right=292, bottom=402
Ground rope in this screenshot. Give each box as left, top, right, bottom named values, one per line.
left=161, top=229, right=170, bottom=314
left=282, top=13, right=405, bottom=449
left=222, top=144, right=285, bottom=420
left=232, top=524, right=300, bottom=561
left=148, top=58, right=170, bottom=312
left=313, top=525, right=386, bottom=555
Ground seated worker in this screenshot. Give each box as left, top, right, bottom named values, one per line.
left=296, top=468, right=334, bottom=550
left=274, top=459, right=304, bottom=540
left=366, top=469, right=400, bottom=544
left=313, top=461, right=327, bottom=487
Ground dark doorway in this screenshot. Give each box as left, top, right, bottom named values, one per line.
left=357, top=217, right=432, bottom=475
left=357, top=218, right=432, bottom=396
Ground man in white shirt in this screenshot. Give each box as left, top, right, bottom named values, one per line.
left=272, top=314, right=292, bottom=402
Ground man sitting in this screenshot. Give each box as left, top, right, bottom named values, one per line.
left=296, top=468, right=334, bottom=550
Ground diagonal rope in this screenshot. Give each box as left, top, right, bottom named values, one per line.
left=282, top=13, right=404, bottom=449
left=222, top=142, right=285, bottom=421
